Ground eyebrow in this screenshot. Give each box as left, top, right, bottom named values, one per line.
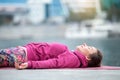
left=90, top=47, right=95, bottom=49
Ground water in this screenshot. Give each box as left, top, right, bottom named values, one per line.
left=0, top=37, right=120, bottom=66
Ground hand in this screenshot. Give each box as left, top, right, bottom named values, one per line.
left=15, top=62, right=28, bottom=70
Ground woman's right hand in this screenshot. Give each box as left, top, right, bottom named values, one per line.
left=15, top=62, right=28, bottom=70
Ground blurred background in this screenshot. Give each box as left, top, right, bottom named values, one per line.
left=0, top=0, right=120, bottom=66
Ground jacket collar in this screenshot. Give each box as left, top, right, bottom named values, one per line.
left=73, top=50, right=88, bottom=68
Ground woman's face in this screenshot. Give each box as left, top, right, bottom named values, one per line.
left=76, top=43, right=97, bottom=57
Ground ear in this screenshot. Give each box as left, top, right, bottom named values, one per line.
left=85, top=56, right=91, bottom=61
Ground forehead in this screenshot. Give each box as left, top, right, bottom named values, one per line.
left=91, top=46, right=97, bottom=49
left=90, top=46, right=98, bottom=53
left=90, top=46, right=97, bottom=49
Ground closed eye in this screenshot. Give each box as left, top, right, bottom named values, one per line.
left=88, top=46, right=91, bottom=49
left=88, top=46, right=93, bottom=50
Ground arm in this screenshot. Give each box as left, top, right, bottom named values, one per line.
left=15, top=57, right=70, bottom=69
left=15, top=52, right=80, bottom=69
left=28, top=52, right=80, bottom=69
left=15, top=59, right=59, bottom=69
left=27, top=58, right=60, bottom=69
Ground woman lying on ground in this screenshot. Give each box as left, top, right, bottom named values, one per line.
left=0, top=42, right=103, bottom=69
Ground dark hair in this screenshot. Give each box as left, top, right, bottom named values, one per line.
left=87, top=49, right=103, bottom=67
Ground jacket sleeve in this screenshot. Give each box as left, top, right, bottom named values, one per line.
left=27, top=51, right=80, bottom=69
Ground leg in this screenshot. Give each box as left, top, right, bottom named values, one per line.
left=0, top=47, right=27, bottom=67
left=0, top=49, right=14, bottom=67
left=10, top=47, right=27, bottom=65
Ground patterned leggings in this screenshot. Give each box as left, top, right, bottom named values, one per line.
left=0, top=47, right=27, bottom=67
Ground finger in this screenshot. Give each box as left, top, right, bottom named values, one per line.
left=14, top=62, right=19, bottom=69
left=15, top=62, right=23, bottom=70
left=20, top=63, right=27, bottom=69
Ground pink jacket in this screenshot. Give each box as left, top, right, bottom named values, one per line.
left=24, top=42, right=88, bottom=69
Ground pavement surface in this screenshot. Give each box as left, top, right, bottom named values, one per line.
left=0, top=69, right=120, bottom=80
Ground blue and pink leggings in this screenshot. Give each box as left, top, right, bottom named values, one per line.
left=0, top=47, right=26, bottom=67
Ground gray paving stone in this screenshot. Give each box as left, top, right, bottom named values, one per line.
left=0, top=69, right=120, bottom=80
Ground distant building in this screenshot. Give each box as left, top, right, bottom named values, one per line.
left=27, top=0, right=68, bottom=24
left=0, top=0, right=105, bottom=25
left=0, top=0, right=69, bottom=25
left=63, top=0, right=102, bottom=20
left=27, top=0, right=51, bottom=24
left=0, top=0, right=28, bottom=25
left=47, top=0, right=69, bottom=24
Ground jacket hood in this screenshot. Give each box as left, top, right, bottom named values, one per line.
left=73, top=50, right=88, bottom=68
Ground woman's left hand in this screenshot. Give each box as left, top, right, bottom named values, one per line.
left=15, top=62, right=28, bottom=70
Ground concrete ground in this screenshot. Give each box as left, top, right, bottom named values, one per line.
left=0, top=69, right=120, bottom=80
